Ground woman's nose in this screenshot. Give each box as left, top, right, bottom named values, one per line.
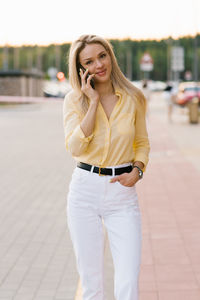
left=95, top=59, right=103, bottom=68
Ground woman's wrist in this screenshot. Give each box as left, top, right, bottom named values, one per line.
left=130, top=168, right=140, bottom=180
left=133, top=161, right=144, bottom=170
left=89, top=96, right=100, bottom=106
left=131, top=161, right=144, bottom=180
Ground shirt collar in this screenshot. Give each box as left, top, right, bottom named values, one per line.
left=114, top=86, right=123, bottom=100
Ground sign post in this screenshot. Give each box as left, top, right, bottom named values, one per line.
left=140, top=52, right=154, bottom=79
left=171, top=46, right=184, bottom=81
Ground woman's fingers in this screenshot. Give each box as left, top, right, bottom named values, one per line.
left=80, top=68, right=95, bottom=90
left=109, top=175, right=121, bottom=183
left=79, top=68, right=99, bottom=102
left=110, top=173, right=138, bottom=186
left=80, top=68, right=89, bottom=86
left=86, top=73, right=95, bottom=87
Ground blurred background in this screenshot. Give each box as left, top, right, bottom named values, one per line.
left=1, top=1, right=200, bottom=300
left=0, top=0, right=200, bottom=104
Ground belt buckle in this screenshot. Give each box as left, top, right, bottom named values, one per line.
left=99, top=167, right=105, bottom=176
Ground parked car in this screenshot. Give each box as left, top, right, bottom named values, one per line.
left=175, top=82, right=200, bottom=106
left=43, top=80, right=72, bottom=98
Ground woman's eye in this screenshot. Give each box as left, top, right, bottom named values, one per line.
left=86, top=60, right=92, bottom=65
left=100, top=53, right=106, bottom=58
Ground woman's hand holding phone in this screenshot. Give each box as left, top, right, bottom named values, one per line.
left=79, top=68, right=99, bottom=105
left=79, top=68, right=100, bottom=138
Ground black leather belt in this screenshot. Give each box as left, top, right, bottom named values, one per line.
left=77, top=162, right=133, bottom=176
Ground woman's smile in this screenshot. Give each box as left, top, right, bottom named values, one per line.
left=95, top=69, right=107, bottom=77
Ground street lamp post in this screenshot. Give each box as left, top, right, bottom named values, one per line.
left=166, top=37, right=173, bottom=82
left=55, top=44, right=61, bottom=72
left=14, top=47, right=20, bottom=70
left=193, top=34, right=198, bottom=82
left=3, top=45, right=9, bottom=71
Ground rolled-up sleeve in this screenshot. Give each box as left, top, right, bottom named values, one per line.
left=63, top=93, right=94, bottom=156
left=133, top=97, right=150, bottom=171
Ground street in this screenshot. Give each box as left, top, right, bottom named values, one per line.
left=0, top=92, right=200, bottom=300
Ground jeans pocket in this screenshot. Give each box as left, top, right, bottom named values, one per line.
left=116, top=181, right=136, bottom=189
left=115, top=181, right=138, bottom=203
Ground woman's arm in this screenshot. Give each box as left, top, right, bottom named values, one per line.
left=80, top=101, right=99, bottom=137
left=63, top=68, right=100, bottom=156
left=79, top=68, right=100, bottom=137
left=63, top=92, right=98, bottom=156
left=110, top=95, right=150, bottom=187
left=133, top=96, right=150, bottom=171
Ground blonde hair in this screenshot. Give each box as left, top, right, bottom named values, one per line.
left=68, top=34, right=146, bottom=113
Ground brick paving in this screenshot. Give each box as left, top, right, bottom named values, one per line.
left=139, top=94, right=200, bottom=300
left=137, top=103, right=200, bottom=300
left=0, top=93, right=200, bottom=300
left=0, top=102, right=77, bottom=300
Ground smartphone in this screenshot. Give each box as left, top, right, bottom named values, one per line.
left=77, top=63, right=95, bottom=89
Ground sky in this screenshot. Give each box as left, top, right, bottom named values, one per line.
left=1, top=0, right=200, bottom=46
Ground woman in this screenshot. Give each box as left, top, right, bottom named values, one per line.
left=63, top=34, right=150, bottom=300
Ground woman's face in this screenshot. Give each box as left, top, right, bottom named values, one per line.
left=78, top=43, right=112, bottom=84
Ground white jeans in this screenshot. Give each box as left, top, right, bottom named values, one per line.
left=66, top=163, right=142, bottom=300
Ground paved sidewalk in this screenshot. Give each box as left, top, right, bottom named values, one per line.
left=0, top=102, right=77, bottom=300
left=136, top=96, right=200, bottom=300
left=0, top=94, right=200, bottom=300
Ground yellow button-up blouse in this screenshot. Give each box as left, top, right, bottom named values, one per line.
left=63, top=87, right=150, bottom=171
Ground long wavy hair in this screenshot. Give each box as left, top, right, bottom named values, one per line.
left=68, top=34, right=146, bottom=113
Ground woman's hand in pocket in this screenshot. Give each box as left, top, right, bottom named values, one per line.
left=109, top=169, right=140, bottom=187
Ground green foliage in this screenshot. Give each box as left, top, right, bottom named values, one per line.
left=0, top=35, right=199, bottom=81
